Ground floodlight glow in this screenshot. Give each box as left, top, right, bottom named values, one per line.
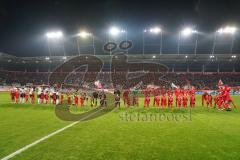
left=56, top=31, right=63, bottom=37
left=181, top=27, right=197, bottom=36
left=231, top=55, right=237, bottom=58
left=217, top=26, right=237, bottom=34
left=152, top=55, right=156, bottom=58
left=109, top=27, right=120, bottom=36
left=78, top=31, right=91, bottom=38
left=45, top=57, right=50, bottom=60
left=210, top=55, right=215, bottom=58
left=46, top=31, right=63, bottom=39
left=185, top=55, right=188, bottom=58
left=149, top=27, right=161, bottom=34
left=63, top=56, right=67, bottom=60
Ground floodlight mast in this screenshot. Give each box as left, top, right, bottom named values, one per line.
left=76, top=31, right=95, bottom=55
left=108, top=26, right=127, bottom=55
left=178, top=27, right=198, bottom=55
left=142, top=27, right=163, bottom=55
left=45, top=31, right=65, bottom=58
left=212, top=26, right=237, bottom=55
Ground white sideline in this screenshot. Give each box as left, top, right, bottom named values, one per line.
left=1, top=108, right=104, bottom=160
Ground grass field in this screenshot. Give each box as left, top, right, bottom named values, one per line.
left=0, top=92, right=240, bottom=160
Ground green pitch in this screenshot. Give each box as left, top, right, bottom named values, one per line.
left=0, top=92, right=240, bottom=160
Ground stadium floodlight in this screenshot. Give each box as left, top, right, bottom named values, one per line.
left=217, top=26, right=237, bottom=34
left=78, top=31, right=91, bottom=38
left=178, top=27, right=198, bottom=55
left=109, top=26, right=126, bottom=36
left=213, top=26, right=237, bottom=54
left=143, top=26, right=163, bottom=55
left=62, top=56, right=67, bottom=60
left=210, top=55, right=215, bottom=58
left=185, top=55, right=188, bottom=58
left=109, top=27, right=121, bottom=36
left=76, top=30, right=95, bottom=55
left=46, top=31, right=63, bottom=39
left=149, top=27, right=161, bottom=34
left=45, top=57, right=50, bottom=60
left=152, top=55, right=156, bottom=58
left=181, top=27, right=197, bottom=37
left=231, top=55, right=237, bottom=58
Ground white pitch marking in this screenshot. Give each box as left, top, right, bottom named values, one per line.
left=1, top=108, right=105, bottom=160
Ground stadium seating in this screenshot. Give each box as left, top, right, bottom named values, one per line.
left=0, top=69, right=239, bottom=90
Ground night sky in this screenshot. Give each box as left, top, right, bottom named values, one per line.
left=0, top=0, right=239, bottom=56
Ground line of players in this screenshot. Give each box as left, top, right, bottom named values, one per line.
left=202, top=85, right=236, bottom=110
left=10, top=85, right=236, bottom=109
left=10, top=87, right=64, bottom=105
left=122, top=85, right=236, bottom=109
left=10, top=87, right=105, bottom=107
left=122, top=87, right=196, bottom=108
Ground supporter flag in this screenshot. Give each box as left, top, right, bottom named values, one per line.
left=94, top=80, right=103, bottom=89
left=171, top=82, right=178, bottom=89
left=218, top=79, right=224, bottom=86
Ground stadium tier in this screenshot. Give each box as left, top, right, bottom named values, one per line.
left=0, top=53, right=240, bottom=72
left=0, top=53, right=239, bottom=89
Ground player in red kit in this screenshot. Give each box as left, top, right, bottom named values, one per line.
left=177, top=95, right=182, bottom=108
left=188, top=86, right=196, bottom=96
left=67, top=92, right=72, bottom=105
left=182, top=94, right=188, bottom=108
left=153, top=89, right=160, bottom=107
left=15, top=89, right=19, bottom=103
left=190, top=94, right=196, bottom=108
left=161, top=93, right=167, bottom=108
left=222, top=85, right=236, bottom=109
left=145, top=95, right=150, bottom=107
left=10, top=89, right=15, bottom=102
left=31, top=90, right=35, bottom=104
left=25, top=89, right=29, bottom=103
left=143, top=89, right=151, bottom=107
left=167, top=90, right=173, bottom=108
left=214, top=94, right=218, bottom=108
left=206, top=94, right=213, bottom=108
left=189, top=86, right=196, bottom=108
left=60, top=92, right=64, bottom=105
left=40, top=91, right=44, bottom=104
left=202, top=92, right=208, bottom=107
left=45, top=91, right=49, bottom=104
left=123, top=89, right=130, bottom=107
left=217, top=95, right=224, bottom=109
left=80, top=93, right=85, bottom=107
left=52, top=91, right=57, bottom=105
left=74, top=93, right=78, bottom=106
left=175, top=86, right=181, bottom=107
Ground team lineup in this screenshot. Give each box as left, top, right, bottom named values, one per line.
left=9, top=84, right=237, bottom=110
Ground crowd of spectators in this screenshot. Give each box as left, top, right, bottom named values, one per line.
left=0, top=70, right=239, bottom=90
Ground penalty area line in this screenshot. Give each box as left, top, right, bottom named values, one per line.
left=1, top=107, right=105, bottom=160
